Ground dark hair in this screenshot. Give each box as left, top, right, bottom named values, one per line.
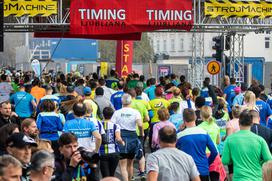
left=89, top=80, right=97, bottom=89
left=158, top=126, right=177, bottom=144
left=73, top=103, right=86, bottom=117
left=179, top=75, right=186, bottom=82
left=195, top=96, right=205, bottom=108
left=133, top=73, right=139, bottom=79
left=239, top=110, right=253, bottom=126
left=150, top=78, right=156, bottom=85
left=0, top=100, right=11, bottom=107
left=58, top=133, right=78, bottom=147
left=241, top=83, right=247, bottom=92
left=103, top=107, right=114, bottom=120
left=110, top=69, right=116, bottom=77
left=169, top=102, right=179, bottom=112
left=259, top=84, right=265, bottom=92
left=95, top=87, right=104, bottom=96
left=0, top=74, right=6, bottom=81
left=203, top=77, right=210, bottom=87
left=40, top=99, right=55, bottom=112
left=183, top=108, right=196, bottom=122
left=98, top=78, right=106, bottom=86
left=181, top=88, right=189, bottom=99
left=139, top=75, right=145, bottom=82
left=170, top=74, right=176, bottom=79
left=128, top=89, right=136, bottom=98
left=230, top=78, right=236, bottom=84
left=117, top=81, right=124, bottom=90
left=251, top=86, right=261, bottom=98
left=32, top=78, right=40, bottom=87
left=77, top=79, right=85, bottom=86
left=0, top=124, right=19, bottom=150
left=192, top=87, right=200, bottom=96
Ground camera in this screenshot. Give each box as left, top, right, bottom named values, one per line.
left=77, top=147, right=100, bottom=164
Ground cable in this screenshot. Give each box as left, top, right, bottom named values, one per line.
left=40, top=26, right=66, bottom=74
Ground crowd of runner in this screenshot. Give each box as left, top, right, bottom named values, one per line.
left=0, top=67, right=272, bottom=181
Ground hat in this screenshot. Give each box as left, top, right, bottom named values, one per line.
left=83, top=87, right=92, bottom=95
left=6, top=133, right=38, bottom=148
left=234, top=86, right=241, bottom=94
left=136, top=82, right=144, bottom=88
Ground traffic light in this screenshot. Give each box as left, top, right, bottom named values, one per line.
left=212, top=36, right=224, bottom=62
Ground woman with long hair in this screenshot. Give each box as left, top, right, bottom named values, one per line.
left=199, top=106, right=226, bottom=181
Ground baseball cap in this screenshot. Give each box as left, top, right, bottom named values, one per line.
left=136, top=82, right=144, bottom=88
left=6, top=133, right=38, bottom=148
left=83, top=87, right=92, bottom=95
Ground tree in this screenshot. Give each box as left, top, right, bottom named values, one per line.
left=98, top=33, right=154, bottom=64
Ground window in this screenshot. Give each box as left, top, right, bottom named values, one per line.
left=180, top=39, right=184, bottom=51
left=156, top=40, right=160, bottom=52
left=265, top=37, right=270, bottom=48
left=163, top=40, right=167, bottom=51
left=171, top=39, right=175, bottom=51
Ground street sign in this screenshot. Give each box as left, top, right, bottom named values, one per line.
left=207, top=60, right=220, bottom=75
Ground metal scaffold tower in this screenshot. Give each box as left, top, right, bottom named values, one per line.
left=191, top=32, right=205, bottom=88
left=229, top=33, right=245, bottom=83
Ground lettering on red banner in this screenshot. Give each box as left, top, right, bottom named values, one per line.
left=70, top=0, right=193, bottom=35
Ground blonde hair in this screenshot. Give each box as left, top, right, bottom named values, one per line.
left=244, top=91, right=256, bottom=110
left=201, top=106, right=214, bottom=124
left=263, top=160, right=272, bottom=181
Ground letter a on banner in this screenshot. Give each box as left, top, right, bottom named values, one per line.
left=116, top=41, right=133, bottom=78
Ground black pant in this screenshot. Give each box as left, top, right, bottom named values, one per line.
left=200, top=172, right=219, bottom=181
left=100, top=153, right=120, bottom=178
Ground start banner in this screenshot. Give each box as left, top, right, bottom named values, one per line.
left=4, top=0, right=57, bottom=17
left=205, top=0, right=272, bottom=18
left=70, top=0, right=193, bottom=35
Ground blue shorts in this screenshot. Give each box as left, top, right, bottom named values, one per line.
left=119, top=130, right=142, bottom=159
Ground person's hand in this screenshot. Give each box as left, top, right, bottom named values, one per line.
left=69, top=151, right=82, bottom=167
left=10, top=112, right=18, bottom=117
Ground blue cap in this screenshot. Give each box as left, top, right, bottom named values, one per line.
left=84, top=87, right=92, bottom=95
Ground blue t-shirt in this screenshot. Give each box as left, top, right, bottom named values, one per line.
left=63, top=118, right=97, bottom=150
left=176, top=127, right=218, bottom=176
left=37, top=112, right=64, bottom=141
left=256, top=100, right=272, bottom=126
left=10, top=91, right=35, bottom=118
left=169, top=113, right=183, bottom=130
left=232, top=93, right=244, bottom=106
left=110, top=91, right=124, bottom=110
left=224, top=85, right=236, bottom=107
left=144, top=85, right=156, bottom=100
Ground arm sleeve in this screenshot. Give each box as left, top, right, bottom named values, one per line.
left=222, top=138, right=232, bottom=165
left=146, top=154, right=159, bottom=173
left=152, top=125, right=159, bottom=148
left=261, top=138, right=272, bottom=162
left=206, top=135, right=218, bottom=165
left=36, top=114, right=42, bottom=130
left=57, top=117, right=63, bottom=131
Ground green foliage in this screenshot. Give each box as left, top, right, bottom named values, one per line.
left=98, top=33, right=154, bottom=64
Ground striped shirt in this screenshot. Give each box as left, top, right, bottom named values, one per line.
left=100, top=121, right=120, bottom=155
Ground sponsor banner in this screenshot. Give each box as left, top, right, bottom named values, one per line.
left=34, top=32, right=142, bottom=40
left=31, top=59, right=41, bottom=77
left=70, top=0, right=193, bottom=35
left=116, top=41, right=133, bottom=78
left=4, top=0, right=57, bottom=17
left=100, top=62, right=108, bottom=77
left=205, top=0, right=272, bottom=18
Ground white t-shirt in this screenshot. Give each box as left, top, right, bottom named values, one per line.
left=179, top=100, right=196, bottom=115
left=111, top=107, right=141, bottom=131
left=141, top=92, right=150, bottom=102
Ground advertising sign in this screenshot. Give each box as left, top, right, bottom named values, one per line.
left=4, top=0, right=57, bottom=17
left=116, top=41, right=133, bottom=78
left=205, top=0, right=272, bottom=18
left=70, top=0, right=193, bottom=35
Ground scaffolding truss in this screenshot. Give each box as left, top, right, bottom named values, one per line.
left=3, top=0, right=272, bottom=32
left=191, top=31, right=205, bottom=88
left=229, top=33, right=245, bottom=83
